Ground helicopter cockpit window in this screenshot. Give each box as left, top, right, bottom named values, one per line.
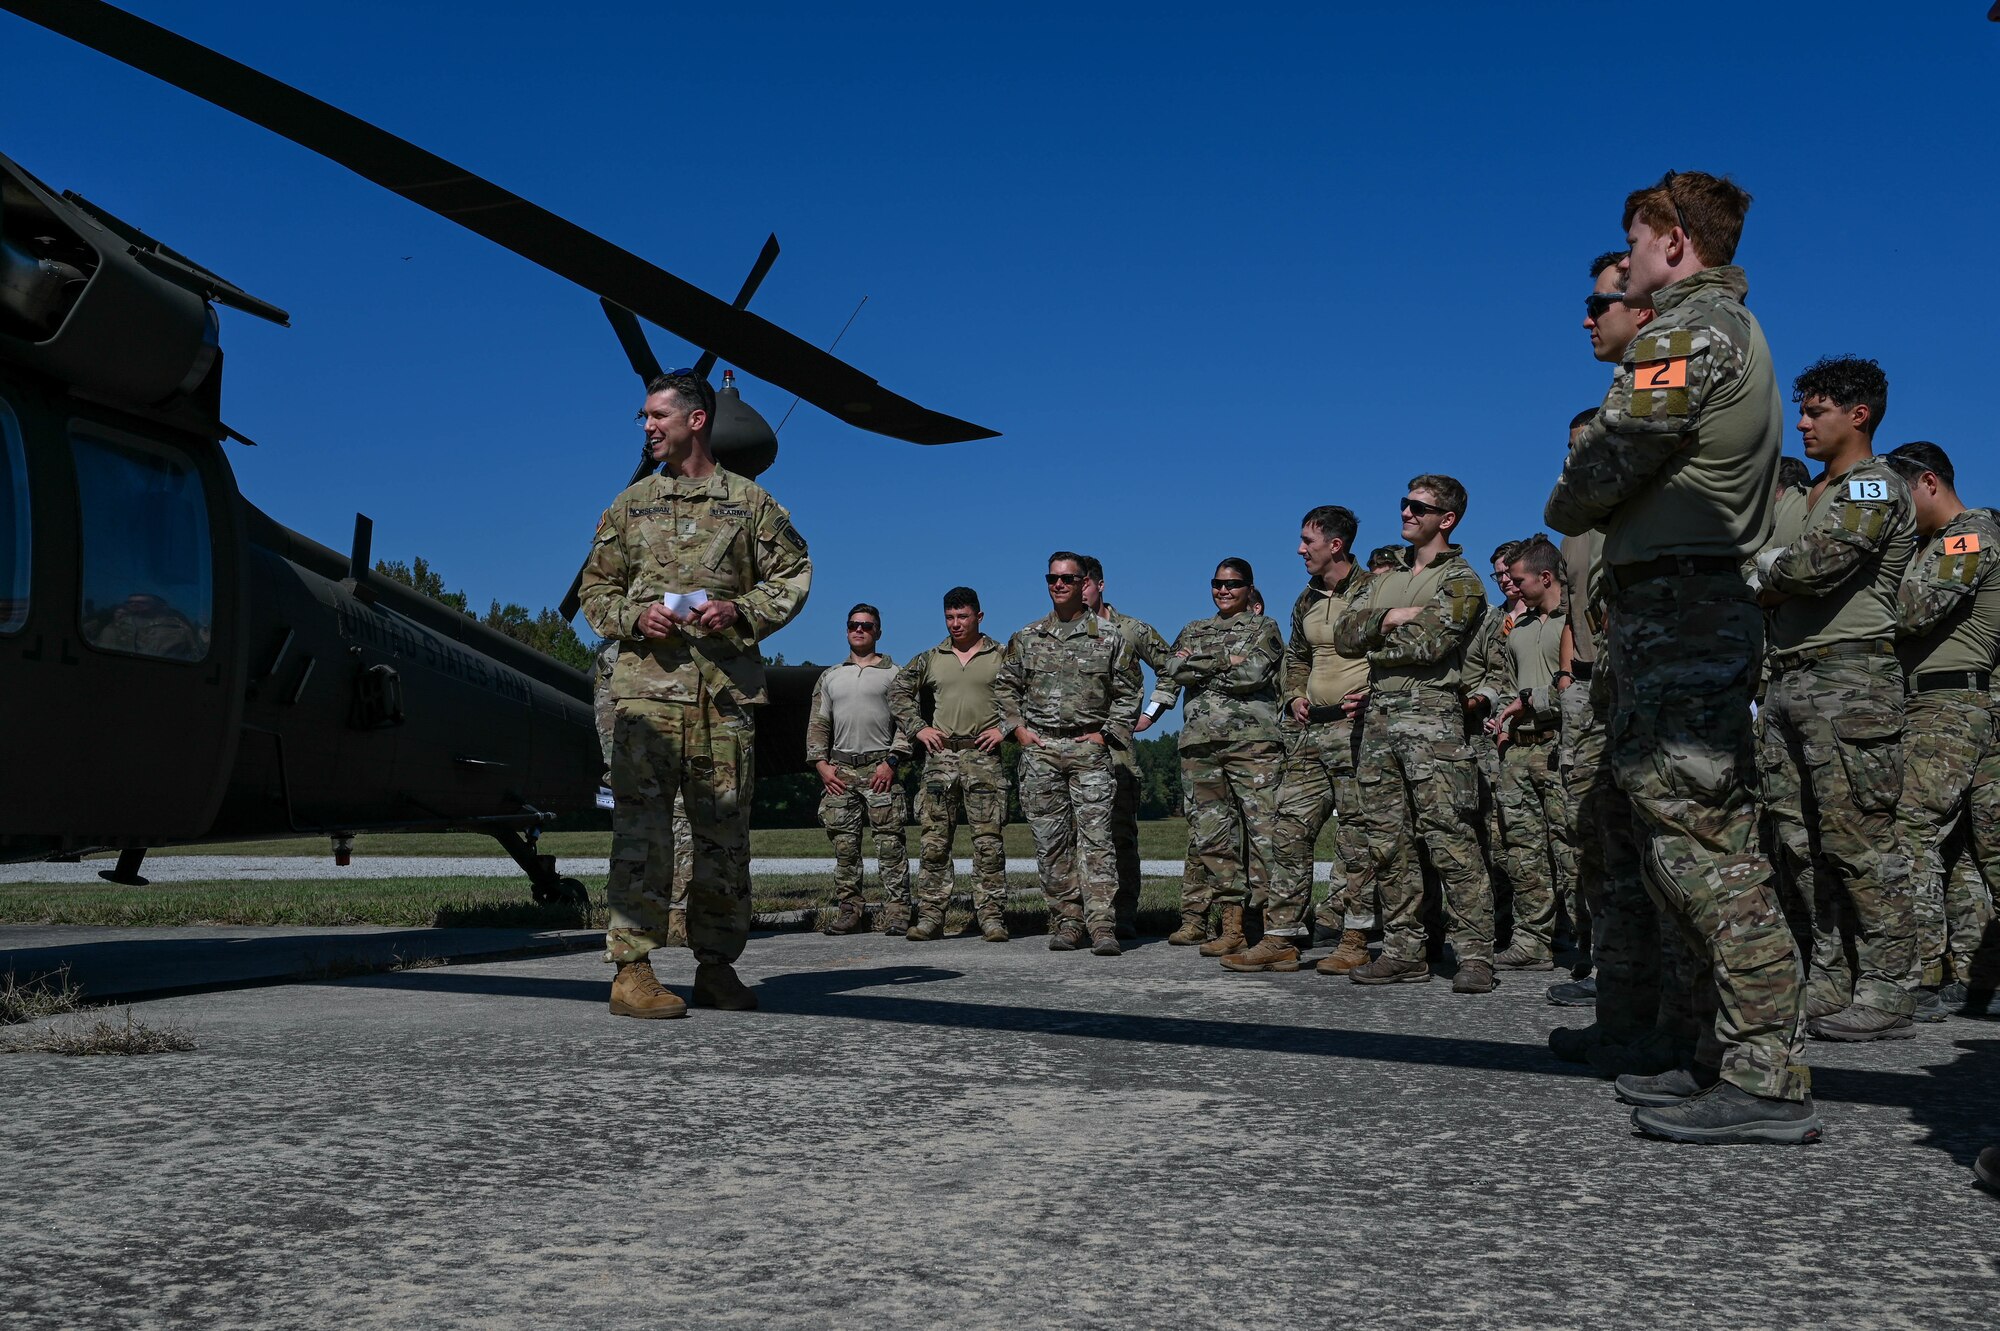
left=0, top=401, right=25, bottom=635
left=72, top=431, right=212, bottom=663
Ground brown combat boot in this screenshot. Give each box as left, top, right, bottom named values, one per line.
left=691, top=962, right=758, bottom=1011
left=879, top=901, right=912, bottom=936
left=1167, top=910, right=1209, bottom=946
left=1222, top=934, right=1301, bottom=972
left=664, top=908, right=688, bottom=948
left=1452, top=959, right=1497, bottom=994
left=608, top=958, right=688, bottom=1019
left=1316, top=929, right=1372, bottom=974
left=980, top=916, right=1010, bottom=943
left=1350, top=953, right=1431, bottom=985
left=1199, top=905, right=1248, bottom=957
left=821, top=902, right=866, bottom=935
left=1090, top=927, right=1123, bottom=957
left=905, top=916, right=943, bottom=942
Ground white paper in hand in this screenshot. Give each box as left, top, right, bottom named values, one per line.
left=660, top=589, right=710, bottom=617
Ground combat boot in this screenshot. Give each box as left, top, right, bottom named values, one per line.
left=1350, top=954, right=1431, bottom=985
left=879, top=901, right=912, bottom=936
left=1167, top=911, right=1209, bottom=946
left=608, top=958, right=687, bottom=1020
left=1613, top=1064, right=1718, bottom=1108
left=1316, top=929, right=1371, bottom=974
left=821, top=902, right=867, bottom=935
left=1630, top=1082, right=1823, bottom=1146
left=1451, top=959, right=1496, bottom=994
left=980, top=916, right=1010, bottom=943
left=664, top=908, right=688, bottom=948
left=1546, top=976, right=1597, bottom=1006
left=1090, top=927, right=1123, bottom=957
left=1586, top=1029, right=1684, bottom=1079
left=905, top=916, right=943, bottom=942
left=1547, top=1023, right=1601, bottom=1064
left=1199, top=905, right=1248, bottom=958
left=1047, top=919, right=1086, bottom=952
left=691, top=961, right=757, bottom=1011
left=1803, top=987, right=1848, bottom=1020
left=1912, top=987, right=1945, bottom=1023
left=1221, top=935, right=1301, bottom=973
left=1807, top=1003, right=1916, bottom=1042
left=1493, top=943, right=1554, bottom=972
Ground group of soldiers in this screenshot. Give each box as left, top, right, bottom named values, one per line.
left=575, top=168, right=2000, bottom=1160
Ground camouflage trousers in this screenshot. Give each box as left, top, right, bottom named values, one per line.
left=913, top=743, right=1009, bottom=924
left=1110, top=760, right=1143, bottom=926
left=1355, top=688, right=1494, bottom=965
left=1891, top=689, right=2000, bottom=987
left=818, top=753, right=910, bottom=913
left=1565, top=666, right=1701, bottom=1046
left=1475, top=739, right=1512, bottom=906
left=1607, top=574, right=1804, bottom=1102
left=1269, top=719, right=1375, bottom=936
left=1019, top=738, right=1118, bottom=933
left=1498, top=733, right=1577, bottom=956
left=605, top=694, right=755, bottom=967
left=1183, top=739, right=1285, bottom=917
left=1757, top=651, right=1916, bottom=1018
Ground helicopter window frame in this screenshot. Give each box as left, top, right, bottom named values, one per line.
left=70, top=425, right=214, bottom=666
left=0, top=397, right=25, bottom=636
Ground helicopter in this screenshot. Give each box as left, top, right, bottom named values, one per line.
left=0, top=0, right=995, bottom=903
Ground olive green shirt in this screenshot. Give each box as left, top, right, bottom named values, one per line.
left=1506, top=606, right=1566, bottom=727
left=1766, top=454, right=1915, bottom=654
left=1283, top=565, right=1373, bottom=708
left=1897, top=508, right=2000, bottom=678
left=888, top=636, right=1004, bottom=739
left=1558, top=530, right=1602, bottom=665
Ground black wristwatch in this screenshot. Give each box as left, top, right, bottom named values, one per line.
left=1552, top=670, right=1574, bottom=688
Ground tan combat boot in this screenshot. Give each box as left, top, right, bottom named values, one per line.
left=821, top=902, right=867, bottom=935
left=664, top=908, right=688, bottom=948
left=1167, top=910, right=1209, bottom=946
left=608, top=958, right=688, bottom=1019
left=905, top=915, right=943, bottom=942
left=880, top=900, right=912, bottom=936
left=1199, top=905, right=1247, bottom=957
left=692, top=961, right=758, bottom=1010
left=1316, top=929, right=1372, bottom=975
left=979, top=915, right=1010, bottom=943
left=1221, top=934, right=1301, bottom=972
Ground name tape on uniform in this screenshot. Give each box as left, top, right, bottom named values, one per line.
left=1848, top=478, right=1890, bottom=501
left=1634, top=357, right=1688, bottom=390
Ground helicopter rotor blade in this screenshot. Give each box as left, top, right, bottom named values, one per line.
left=1, top=0, right=997, bottom=446
left=692, top=233, right=780, bottom=383
left=599, top=299, right=664, bottom=384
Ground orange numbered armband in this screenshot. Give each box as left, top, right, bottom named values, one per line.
left=1944, top=533, right=1982, bottom=556
left=1633, top=357, right=1689, bottom=390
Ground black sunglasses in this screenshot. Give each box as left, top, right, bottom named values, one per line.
left=1584, top=292, right=1624, bottom=320
left=1662, top=170, right=1692, bottom=240
left=1401, top=496, right=1446, bottom=517
left=1211, top=578, right=1248, bottom=590
left=847, top=620, right=879, bottom=632
left=1046, top=572, right=1084, bottom=586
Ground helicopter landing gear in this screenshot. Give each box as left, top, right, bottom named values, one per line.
left=491, top=826, right=592, bottom=914
left=97, top=848, right=150, bottom=887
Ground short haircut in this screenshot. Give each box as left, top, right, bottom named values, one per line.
left=1407, top=473, right=1468, bottom=521
left=1590, top=250, right=1627, bottom=279
left=1886, top=441, right=1955, bottom=491
left=1075, top=554, right=1104, bottom=581
left=1367, top=544, right=1401, bottom=569
left=1247, top=588, right=1264, bottom=613
left=1048, top=550, right=1085, bottom=572
left=1509, top=536, right=1562, bottom=578
left=1217, top=556, right=1255, bottom=584
left=1490, top=541, right=1522, bottom=566
left=1301, top=504, right=1359, bottom=549
left=1622, top=170, right=1752, bottom=267
left=1793, top=355, right=1888, bottom=435
left=942, top=586, right=981, bottom=612
left=1775, top=456, right=1812, bottom=492
left=642, top=370, right=716, bottom=420
left=1569, top=407, right=1599, bottom=431
left=847, top=602, right=882, bottom=626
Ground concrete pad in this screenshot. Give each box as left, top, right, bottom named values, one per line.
left=0, top=855, right=1229, bottom=883
left=2, top=929, right=1995, bottom=1330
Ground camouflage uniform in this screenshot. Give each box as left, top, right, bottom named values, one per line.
left=1097, top=605, right=1174, bottom=928
left=597, top=640, right=691, bottom=932
left=805, top=656, right=912, bottom=921
left=1333, top=544, right=1494, bottom=965
left=1493, top=605, right=1578, bottom=958
left=580, top=466, right=811, bottom=967
left=1270, top=567, right=1377, bottom=937
left=1461, top=603, right=1517, bottom=919
left=1893, top=507, right=2000, bottom=990
left=1158, top=612, right=1286, bottom=918
left=889, top=635, right=1010, bottom=928
left=994, top=612, right=1139, bottom=935
left=1758, top=455, right=1917, bottom=1019
left=1546, top=264, right=1805, bottom=1102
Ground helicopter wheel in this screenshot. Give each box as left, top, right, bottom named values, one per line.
left=556, top=877, right=592, bottom=912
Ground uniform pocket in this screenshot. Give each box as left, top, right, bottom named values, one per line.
left=1833, top=706, right=1903, bottom=813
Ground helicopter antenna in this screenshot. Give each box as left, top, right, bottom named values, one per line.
left=776, top=296, right=869, bottom=433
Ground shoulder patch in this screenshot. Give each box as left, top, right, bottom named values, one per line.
left=1942, top=532, right=1982, bottom=557
left=1846, top=477, right=1892, bottom=502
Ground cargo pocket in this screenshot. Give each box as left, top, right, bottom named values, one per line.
left=1432, top=741, right=1480, bottom=815
left=1833, top=706, right=1903, bottom=813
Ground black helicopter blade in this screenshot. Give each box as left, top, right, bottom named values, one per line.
left=599, top=299, right=664, bottom=384
left=692, top=234, right=780, bottom=383
left=0, top=0, right=997, bottom=446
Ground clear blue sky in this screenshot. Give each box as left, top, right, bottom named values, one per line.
left=5, top=2, right=1994, bottom=710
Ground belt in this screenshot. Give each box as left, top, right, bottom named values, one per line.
left=1609, top=554, right=1743, bottom=592
left=1509, top=727, right=1558, bottom=744
left=1571, top=660, right=1594, bottom=681
left=1303, top=703, right=1353, bottom=725
left=1914, top=669, right=1991, bottom=694
left=936, top=734, right=990, bottom=750
left=1767, top=639, right=1897, bottom=676
left=831, top=748, right=895, bottom=766
left=1037, top=724, right=1099, bottom=739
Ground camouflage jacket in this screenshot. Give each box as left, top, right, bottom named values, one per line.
left=1332, top=544, right=1488, bottom=695
left=994, top=611, right=1139, bottom=751
left=1282, top=564, right=1372, bottom=709
left=805, top=655, right=910, bottom=763
left=579, top=466, right=811, bottom=706
left=1545, top=266, right=1781, bottom=566
left=1765, top=454, right=1915, bottom=654
left=1098, top=604, right=1174, bottom=772
left=1897, top=507, right=2000, bottom=677
left=1157, top=611, right=1284, bottom=750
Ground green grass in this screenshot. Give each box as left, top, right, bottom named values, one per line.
left=102, top=816, right=1343, bottom=862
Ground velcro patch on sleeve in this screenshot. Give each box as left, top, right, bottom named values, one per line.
left=1942, top=532, right=1982, bottom=556
left=1633, top=357, right=1688, bottom=390
left=1846, top=478, right=1891, bottom=502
